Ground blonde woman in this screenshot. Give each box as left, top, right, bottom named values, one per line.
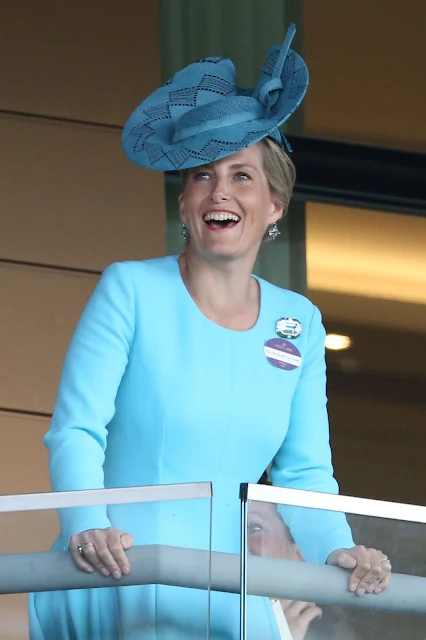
left=29, top=25, right=391, bottom=640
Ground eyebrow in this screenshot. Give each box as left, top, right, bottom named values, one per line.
left=228, top=163, right=257, bottom=170
left=192, top=162, right=258, bottom=172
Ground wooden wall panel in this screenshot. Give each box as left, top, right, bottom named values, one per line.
left=0, top=115, right=165, bottom=272
left=0, top=264, right=98, bottom=413
left=0, top=595, right=29, bottom=640
left=304, top=0, right=426, bottom=151
left=0, top=0, right=160, bottom=126
left=0, top=2, right=163, bottom=635
left=0, top=412, right=54, bottom=640
left=0, top=412, right=50, bottom=495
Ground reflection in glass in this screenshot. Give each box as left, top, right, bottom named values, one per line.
left=0, top=489, right=212, bottom=640
left=246, top=493, right=426, bottom=640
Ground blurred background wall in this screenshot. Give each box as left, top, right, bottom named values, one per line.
left=303, top=0, right=426, bottom=504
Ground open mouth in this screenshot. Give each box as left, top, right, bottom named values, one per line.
left=203, top=211, right=241, bottom=231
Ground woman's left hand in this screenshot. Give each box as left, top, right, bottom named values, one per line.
left=326, top=545, right=391, bottom=596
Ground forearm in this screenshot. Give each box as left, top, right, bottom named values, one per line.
left=271, top=466, right=354, bottom=563
left=42, top=262, right=135, bottom=544
left=46, top=427, right=111, bottom=545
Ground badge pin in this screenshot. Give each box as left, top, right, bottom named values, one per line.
left=264, top=338, right=302, bottom=371
left=275, top=317, right=302, bottom=340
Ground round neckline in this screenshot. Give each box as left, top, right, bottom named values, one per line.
left=172, top=254, right=265, bottom=335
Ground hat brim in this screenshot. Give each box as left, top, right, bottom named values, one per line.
left=122, top=50, right=308, bottom=171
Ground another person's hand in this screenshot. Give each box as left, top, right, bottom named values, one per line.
left=281, top=600, right=322, bottom=640
left=327, top=545, right=391, bottom=596
left=69, top=527, right=134, bottom=579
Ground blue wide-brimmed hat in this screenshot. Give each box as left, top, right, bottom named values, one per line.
left=122, top=23, right=308, bottom=171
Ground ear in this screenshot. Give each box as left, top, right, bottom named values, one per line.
left=268, top=198, right=285, bottom=224
left=178, top=193, right=187, bottom=225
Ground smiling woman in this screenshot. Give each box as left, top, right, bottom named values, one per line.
left=180, top=136, right=296, bottom=210
left=28, top=23, right=391, bottom=640
left=177, top=143, right=285, bottom=273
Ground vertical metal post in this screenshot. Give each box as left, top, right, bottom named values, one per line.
left=239, top=483, right=249, bottom=640
left=207, top=493, right=213, bottom=640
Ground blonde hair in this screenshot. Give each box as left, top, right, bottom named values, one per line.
left=259, top=137, right=296, bottom=212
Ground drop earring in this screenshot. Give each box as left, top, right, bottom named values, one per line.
left=181, top=224, right=190, bottom=241
left=268, top=222, right=280, bottom=240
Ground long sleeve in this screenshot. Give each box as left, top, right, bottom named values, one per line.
left=270, top=305, right=354, bottom=564
left=44, top=262, right=135, bottom=545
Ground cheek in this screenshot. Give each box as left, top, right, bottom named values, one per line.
left=249, top=533, right=277, bottom=557
left=240, top=189, right=274, bottom=222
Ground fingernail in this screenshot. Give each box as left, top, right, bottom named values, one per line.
left=367, top=585, right=375, bottom=593
left=349, top=583, right=357, bottom=592
left=122, top=565, right=130, bottom=575
left=86, top=567, right=94, bottom=573
left=102, top=569, right=110, bottom=576
left=113, top=570, right=122, bottom=580
left=357, top=588, right=366, bottom=596
left=374, top=588, right=382, bottom=594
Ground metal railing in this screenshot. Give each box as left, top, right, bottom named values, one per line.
left=1, top=483, right=426, bottom=636
left=1, top=544, right=426, bottom=616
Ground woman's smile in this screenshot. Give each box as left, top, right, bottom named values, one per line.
left=203, top=209, right=241, bottom=231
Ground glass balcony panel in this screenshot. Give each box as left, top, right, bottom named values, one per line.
left=0, top=484, right=212, bottom=640
left=244, top=484, right=426, bottom=640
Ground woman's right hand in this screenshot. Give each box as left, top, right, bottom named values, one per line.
left=69, top=527, right=134, bottom=579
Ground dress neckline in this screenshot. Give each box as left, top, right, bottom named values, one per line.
left=172, top=254, right=265, bottom=335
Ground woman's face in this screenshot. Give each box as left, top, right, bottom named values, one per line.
left=248, top=501, right=303, bottom=561
left=179, top=143, right=283, bottom=262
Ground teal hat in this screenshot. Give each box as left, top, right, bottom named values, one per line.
left=122, top=24, right=308, bottom=171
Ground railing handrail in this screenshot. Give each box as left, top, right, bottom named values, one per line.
left=1, top=546, right=426, bottom=614
left=0, top=482, right=212, bottom=512
left=245, top=483, right=426, bottom=524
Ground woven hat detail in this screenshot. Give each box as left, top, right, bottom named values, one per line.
left=122, top=23, right=308, bottom=171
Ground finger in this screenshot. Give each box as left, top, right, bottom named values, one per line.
left=78, top=538, right=116, bottom=577
left=104, top=529, right=132, bottom=576
left=346, top=546, right=371, bottom=593
left=336, top=552, right=357, bottom=570
left=299, top=605, right=322, bottom=624
left=285, top=601, right=313, bottom=616
left=78, top=529, right=124, bottom=578
left=366, top=558, right=392, bottom=594
left=120, top=532, right=134, bottom=550
left=353, top=549, right=383, bottom=596
left=69, top=537, right=95, bottom=574
left=366, top=576, right=382, bottom=593
left=89, top=529, right=127, bottom=579
left=374, top=570, right=392, bottom=594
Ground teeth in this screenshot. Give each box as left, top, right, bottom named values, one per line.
left=204, top=212, right=240, bottom=222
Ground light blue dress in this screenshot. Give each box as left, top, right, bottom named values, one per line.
left=29, top=255, right=353, bottom=639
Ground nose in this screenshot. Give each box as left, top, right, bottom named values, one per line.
left=210, top=176, right=230, bottom=202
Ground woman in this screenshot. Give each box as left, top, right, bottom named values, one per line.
left=29, top=25, right=391, bottom=640
left=249, top=473, right=322, bottom=640
left=248, top=495, right=321, bottom=640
